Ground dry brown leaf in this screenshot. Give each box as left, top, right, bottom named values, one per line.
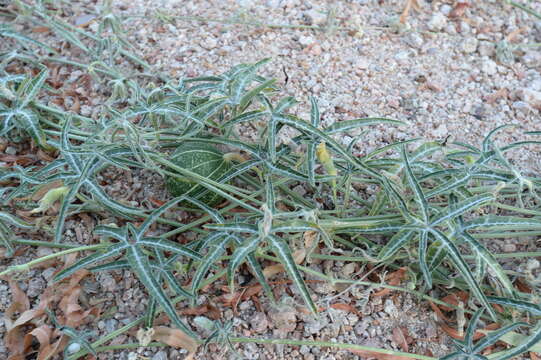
left=438, top=321, right=499, bottom=341
left=5, top=280, right=32, bottom=357
left=330, top=303, right=362, bottom=317
left=515, top=278, right=532, bottom=293
left=439, top=291, right=469, bottom=311
left=392, top=327, right=409, bottom=352
left=179, top=304, right=221, bottom=320
left=428, top=301, right=454, bottom=323
left=372, top=267, right=407, bottom=298
left=263, top=249, right=305, bottom=279
left=151, top=326, right=199, bottom=360
left=32, top=26, right=50, bottom=33
left=25, top=325, right=53, bottom=356
left=531, top=352, right=541, bottom=360
left=37, top=335, right=68, bottom=360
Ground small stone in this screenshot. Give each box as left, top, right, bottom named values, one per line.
left=250, top=312, right=269, bottom=334
left=300, top=345, right=311, bottom=355
left=293, top=185, right=307, bottom=197
left=304, top=315, right=329, bottom=334
left=243, top=342, right=260, bottom=360
left=41, top=267, right=56, bottom=281
left=305, top=9, right=327, bottom=26
left=201, top=37, right=218, bottom=50
left=269, top=303, right=297, bottom=334
left=425, top=322, right=438, bottom=338
left=461, top=38, right=478, bottom=54
left=357, top=58, right=369, bottom=70
left=26, top=277, right=45, bottom=298
left=266, top=0, right=282, bottom=8
left=152, top=351, right=168, bottom=360
left=439, top=4, right=453, bottom=16
left=503, top=243, right=517, bottom=253
left=239, top=300, right=252, bottom=311
left=427, top=13, right=447, bottom=32
left=478, top=41, right=495, bottom=57
left=519, top=89, right=541, bottom=110
left=354, top=319, right=369, bottom=335
left=5, top=146, right=16, bottom=155
left=383, top=299, right=398, bottom=317
left=481, top=58, right=497, bottom=75
left=522, top=50, right=541, bottom=68
left=105, top=319, right=118, bottom=333
left=394, top=50, right=410, bottom=62
left=433, top=123, right=448, bottom=137
left=404, top=32, right=424, bottom=49
left=387, top=16, right=411, bottom=34
left=513, top=101, right=532, bottom=115
left=341, top=263, right=356, bottom=277
left=298, top=35, right=315, bottom=47
left=527, top=259, right=540, bottom=271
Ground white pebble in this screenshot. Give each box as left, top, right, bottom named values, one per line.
left=428, top=13, right=447, bottom=32
left=461, top=38, right=478, bottom=54
left=481, top=59, right=497, bottom=75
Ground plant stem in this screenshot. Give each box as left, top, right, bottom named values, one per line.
left=309, top=251, right=541, bottom=262
left=12, top=238, right=80, bottom=249
left=506, top=0, right=541, bottom=20
left=229, top=337, right=436, bottom=360
left=0, top=243, right=109, bottom=277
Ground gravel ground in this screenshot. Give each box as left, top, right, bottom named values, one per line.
left=109, top=0, right=541, bottom=171
left=1, top=0, right=541, bottom=359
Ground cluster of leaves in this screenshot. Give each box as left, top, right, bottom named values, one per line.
left=1, top=1, right=541, bottom=359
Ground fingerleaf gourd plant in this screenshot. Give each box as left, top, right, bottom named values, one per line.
left=1, top=2, right=541, bottom=359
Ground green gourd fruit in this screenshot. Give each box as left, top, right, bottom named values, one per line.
left=165, top=142, right=231, bottom=206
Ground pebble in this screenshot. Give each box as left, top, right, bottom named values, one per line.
left=269, top=303, right=297, bottom=334
left=519, top=89, right=541, bottom=110
left=503, top=243, right=517, bottom=253
left=522, top=51, right=541, bottom=68
left=26, top=277, right=45, bottom=298
left=481, top=58, right=497, bottom=75
left=5, top=146, right=17, bottom=155
left=243, top=342, right=260, bottom=360
left=427, top=13, right=447, bottom=32
left=304, top=315, right=329, bottom=334
left=527, top=259, right=540, bottom=270
left=305, top=9, right=327, bottom=26
left=298, top=35, right=315, bottom=47
left=250, top=312, right=269, bottom=333
left=394, top=50, right=410, bottom=62
left=341, top=262, right=356, bottom=277
left=357, top=58, right=369, bottom=70
left=200, top=37, right=218, bottom=50
left=478, top=41, right=496, bottom=57
left=513, top=101, right=532, bottom=115
left=439, top=4, right=453, bottom=16
left=292, top=184, right=307, bottom=197
left=461, top=38, right=478, bottom=54
left=383, top=298, right=398, bottom=318
left=152, top=351, right=168, bottom=360
left=404, top=32, right=424, bottom=49
left=433, top=123, right=448, bottom=137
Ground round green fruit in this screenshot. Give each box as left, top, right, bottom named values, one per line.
left=165, top=142, right=231, bottom=206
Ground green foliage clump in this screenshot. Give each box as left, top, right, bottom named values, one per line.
left=1, top=2, right=541, bottom=359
